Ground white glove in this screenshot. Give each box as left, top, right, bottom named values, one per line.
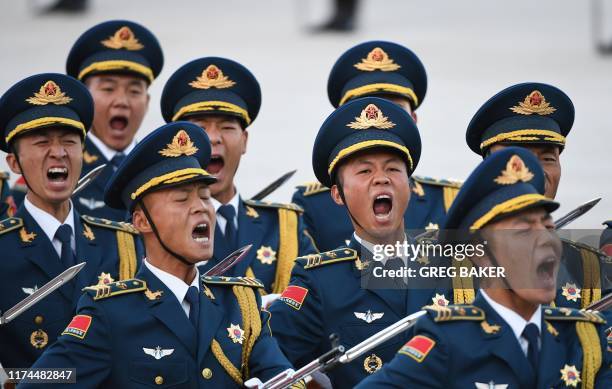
left=244, top=377, right=263, bottom=388
left=260, top=293, right=281, bottom=309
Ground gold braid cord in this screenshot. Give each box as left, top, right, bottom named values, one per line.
left=211, top=339, right=243, bottom=385
left=443, top=186, right=460, bottom=212
left=232, top=285, right=262, bottom=381
left=272, top=208, right=299, bottom=294
left=452, top=258, right=475, bottom=304
left=246, top=267, right=266, bottom=296
left=576, top=321, right=602, bottom=389
left=580, top=249, right=601, bottom=308
left=116, top=231, right=138, bottom=280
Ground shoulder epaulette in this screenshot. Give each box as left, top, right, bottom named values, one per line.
left=81, top=215, right=139, bottom=234
left=295, top=181, right=330, bottom=197
left=83, top=279, right=147, bottom=301
left=412, top=175, right=463, bottom=189
left=298, top=248, right=358, bottom=270
left=201, top=276, right=264, bottom=289
left=543, top=306, right=606, bottom=324
left=243, top=199, right=304, bottom=213
left=0, top=217, right=23, bottom=235
left=0, top=171, right=8, bottom=180
left=423, top=304, right=485, bottom=322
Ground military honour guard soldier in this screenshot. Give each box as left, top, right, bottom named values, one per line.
left=160, top=57, right=316, bottom=297
left=0, top=74, right=143, bottom=369
left=293, top=41, right=462, bottom=252
left=22, top=121, right=300, bottom=388
left=61, top=20, right=162, bottom=220
left=357, top=147, right=611, bottom=388
left=269, top=97, right=451, bottom=388
left=465, top=82, right=610, bottom=311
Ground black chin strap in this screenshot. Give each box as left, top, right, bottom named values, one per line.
left=139, top=200, right=192, bottom=266
left=336, top=180, right=365, bottom=233
left=476, top=230, right=513, bottom=291
left=13, top=148, right=39, bottom=201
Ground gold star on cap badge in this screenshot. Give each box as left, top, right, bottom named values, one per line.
left=347, top=103, right=396, bottom=130
left=159, top=130, right=199, bottom=157
left=494, top=155, right=534, bottom=185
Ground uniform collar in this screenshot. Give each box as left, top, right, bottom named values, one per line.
left=87, top=132, right=137, bottom=162
left=143, top=258, right=199, bottom=307
left=480, top=289, right=541, bottom=341
left=353, top=232, right=409, bottom=266
left=24, top=196, right=75, bottom=245
left=211, top=190, right=240, bottom=231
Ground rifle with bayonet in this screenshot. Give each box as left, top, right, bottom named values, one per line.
left=261, top=310, right=427, bottom=389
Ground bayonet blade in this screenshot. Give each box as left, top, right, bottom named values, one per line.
left=554, top=198, right=601, bottom=229
left=204, top=244, right=252, bottom=276
left=250, top=170, right=297, bottom=201
left=0, top=262, right=86, bottom=325
left=73, top=164, right=107, bottom=196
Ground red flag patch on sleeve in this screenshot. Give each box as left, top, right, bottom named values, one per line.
left=62, top=314, right=92, bottom=339
left=398, top=335, right=435, bottom=363
left=279, top=285, right=309, bottom=310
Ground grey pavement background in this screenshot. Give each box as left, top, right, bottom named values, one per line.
left=0, top=0, right=610, bottom=228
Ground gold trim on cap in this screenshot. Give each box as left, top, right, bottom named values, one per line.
left=479, top=129, right=565, bottom=151
left=328, top=140, right=413, bottom=176
left=470, top=193, right=550, bottom=230
left=130, top=168, right=212, bottom=200
left=339, top=83, right=418, bottom=106
left=6, top=117, right=86, bottom=144
left=78, top=60, right=154, bottom=83
left=171, top=100, right=251, bottom=125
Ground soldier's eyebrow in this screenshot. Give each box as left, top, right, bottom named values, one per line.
left=97, top=76, right=118, bottom=84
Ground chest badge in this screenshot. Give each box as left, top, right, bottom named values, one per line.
left=354, top=310, right=384, bottom=323
left=561, top=283, right=581, bottom=302
left=363, top=353, right=382, bottom=374
left=431, top=294, right=449, bottom=307
left=22, top=285, right=39, bottom=296
left=257, top=246, right=277, bottom=265
left=30, top=329, right=48, bottom=349
left=560, top=364, right=581, bottom=387
left=227, top=323, right=245, bottom=344
left=143, top=346, right=174, bottom=360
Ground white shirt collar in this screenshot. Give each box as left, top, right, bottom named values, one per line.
left=24, top=196, right=75, bottom=256
left=88, top=132, right=137, bottom=162
left=211, top=191, right=240, bottom=232
left=353, top=232, right=408, bottom=266
left=481, top=289, right=541, bottom=350
left=144, top=259, right=199, bottom=317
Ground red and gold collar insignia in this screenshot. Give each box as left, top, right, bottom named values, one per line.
left=354, top=47, right=401, bottom=72
left=101, top=26, right=144, bottom=50
left=26, top=80, right=72, bottom=106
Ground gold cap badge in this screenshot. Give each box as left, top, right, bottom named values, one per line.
left=510, top=90, right=556, bottom=116
left=26, top=81, right=73, bottom=106
left=354, top=47, right=401, bottom=72
left=159, top=130, right=199, bottom=158
left=494, top=155, right=534, bottom=185
left=189, top=65, right=236, bottom=90
left=347, top=104, right=396, bottom=130
left=101, top=26, right=144, bottom=50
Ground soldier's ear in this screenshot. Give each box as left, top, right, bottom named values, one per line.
left=330, top=184, right=344, bottom=206
left=132, top=206, right=152, bottom=234
left=6, top=153, right=22, bottom=175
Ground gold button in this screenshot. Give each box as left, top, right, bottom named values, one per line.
left=34, top=315, right=44, bottom=325
left=154, top=376, right=164, bottom=385
left=202, top=368, right=212, bottom=379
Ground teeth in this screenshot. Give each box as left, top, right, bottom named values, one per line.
left=194, top=236, right=209, bottom=243
left=196, top=223, right=207, bottom=229
left=376, top=195, right=391, bottom=200
left=48, top=167, right=67, bottom=174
